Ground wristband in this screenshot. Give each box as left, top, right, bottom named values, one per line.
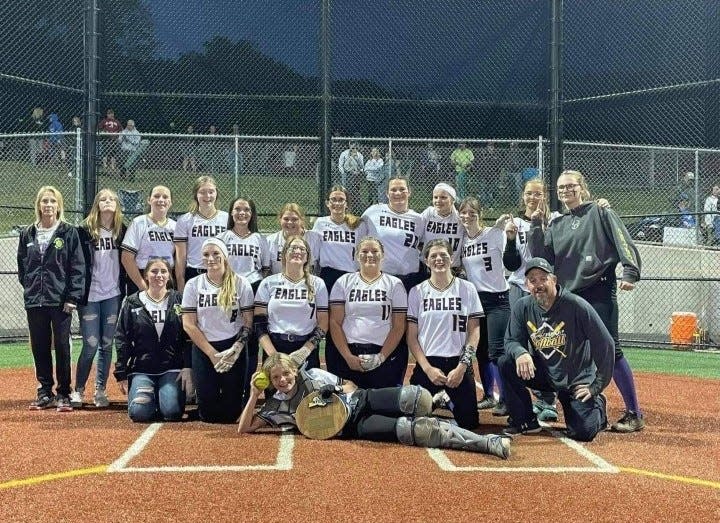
left=459, top=344, right=476, bottom=366
left=309, top=327, right=326, bottom=346
left=236, top=325, right=250, bottom=344
left=253, top=315, right=269, bottom=339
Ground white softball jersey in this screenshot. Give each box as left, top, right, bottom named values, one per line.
left=508, top=211, right=562, bottom=292
left=173, top=210, right=229, bottom=268
left=461, top=226, right=509, bottom=293
left=407, top=277, right=483, bottom=358
left=420, top=206, right=465, bottom=268
left=139, top=291, right=169, bottom=338
left=181, top=273, right=254, bottom=342
left=121, top=214, right=177, bottom=269
left=215, top=230, right=270, bottom=284
left=329, top=272, right=407, bottom=345
left=266, top=230, right=322, bottom=275
left=87, top=227, right=121, bottom=302
left=361, top=204, right=424, bottom=276
left=255, top=273, right=328, bottom=336
left=311, top=216, right=368, bottom=272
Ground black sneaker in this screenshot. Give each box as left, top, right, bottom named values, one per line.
left=610, top=411, right=645, bottom=433
left=29, top=393, right=55, bottom=410
left=503, top=417, right=542, bottom=435
left=491, top=401, right=509, bottom=417
left=56, top=395, right=74, bottom=412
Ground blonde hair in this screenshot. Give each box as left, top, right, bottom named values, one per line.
left=521, top=178, right=551, bottom=223
left=278, top=202, right=308, bottom=232
left=262, top=352, right=297, bottom=374
left=203, top=242, right=237, bottom=316
left=189, top=175, right=218, bottom=213
left=34, top=186, right=65, bottom=223
left=559, top=170, right=591, bottom=202
left=327, top=185, right=361, bottom=230
left=84, top=189, right=124, bottom=241
left=281, top=235, right=315, bottom=302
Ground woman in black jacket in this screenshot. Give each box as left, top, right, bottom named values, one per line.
left=114, top=258, right=193, bottom=422
left=17, top=186, right=85, bottom=411
left=73, top=189, right=127, bottom=409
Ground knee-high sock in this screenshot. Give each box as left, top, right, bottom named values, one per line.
left=613, top=356, right=641, bottom=415
left=490, top=362, right=504, bottom=402
left=479, top=361, right=495, bottom=398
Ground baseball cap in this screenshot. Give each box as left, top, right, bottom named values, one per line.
left=685, top=172, right=694, bottom=180
left=524, top=257, right=554, bottom=276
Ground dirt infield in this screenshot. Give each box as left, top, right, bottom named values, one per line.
left=0, top=368, right=718, bottom=522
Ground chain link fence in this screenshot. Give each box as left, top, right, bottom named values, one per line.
left=0, top=1, right=718, bottom=350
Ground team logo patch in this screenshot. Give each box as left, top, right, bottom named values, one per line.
left=53, top=238, right=64, bottom=249
left=527, top=320, right=568, bottom=359
left=173, top=304, right=182, bottom=316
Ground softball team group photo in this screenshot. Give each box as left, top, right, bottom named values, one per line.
left=17, top=169, right=646, bottom=460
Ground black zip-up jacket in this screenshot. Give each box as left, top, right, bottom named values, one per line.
left=77, top=223, right=128, bottom=306
left=114, top=290, right=190, bottom=382
left=17, top=221, right=86, bottom=309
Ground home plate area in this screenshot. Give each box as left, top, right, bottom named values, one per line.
left=107, top=422, right=617, bottom=475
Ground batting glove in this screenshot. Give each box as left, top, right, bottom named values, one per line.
left=213, top=342, right=244, bottom=373
left=359, top=353, right=385, bottom=372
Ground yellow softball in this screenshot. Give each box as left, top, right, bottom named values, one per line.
left=253, top=371, right=270, bottom=391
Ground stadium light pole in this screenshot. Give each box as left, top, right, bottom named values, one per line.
left=319, top=0, right=332, bottom=216
left=83, top=0, right=100, bottom=214
left=548, top=0, right=563, bottom=211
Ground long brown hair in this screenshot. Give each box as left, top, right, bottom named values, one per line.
left=327, top=185, right=361, bottom=229
left=84, top=188, right=124, bottom=241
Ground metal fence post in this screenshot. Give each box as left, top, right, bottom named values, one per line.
left=537, top=135, right=544, bottom=179
left=234, top=133, right=239, bottom=198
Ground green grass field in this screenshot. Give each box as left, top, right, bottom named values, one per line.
left=0, top=341, right=717, bottom=378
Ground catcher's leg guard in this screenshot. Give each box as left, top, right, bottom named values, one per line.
left=398, top=385, right=433, bottom=417
left=395, top=416, right=511, bottom=459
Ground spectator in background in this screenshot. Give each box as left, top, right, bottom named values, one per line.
left=478, top=142, right=499, bottom=209
left=671, top=171, right=695, bottom=210
left=450, top=141, right=474, bottom=200
left=47, top=113, right=65, bottom=166
left=702, top=184, right=719, bottom=245
left=66, top=116, right=82, bottom=177
left=677, top=195, right=697, bottom=228
left=283, top=144, right=298, bottom=174
left=98, top=109, right=122, bottom=175
left=364, top=147, right=385, bottom=206
left=26, top=107, right=46, bottom=166
left=118, top=119, right=144, bottom=179
left=419, top=142, right=441, bottom=183
left=182, top=125, right=198, bottom=173
left=338, top=141, right=364, bottom=210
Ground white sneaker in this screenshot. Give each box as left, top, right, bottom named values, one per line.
left=94, top=389, right=110, bottom=408
left=69, top=390, right=84, bottom=408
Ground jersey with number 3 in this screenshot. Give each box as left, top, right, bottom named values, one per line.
left=407, top=277, right=482, bottom=357
left=181, top=273, right=254, bottom=341
left=461, top=227, right=509, bottom=293
left=255, top=273, right=328, bottom=336
left=330, top=272, right=407, bottom=345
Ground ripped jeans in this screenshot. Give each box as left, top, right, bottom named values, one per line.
left=77, top=295, right=121, bottom=392
left=127, top=372, right=185, bottom=422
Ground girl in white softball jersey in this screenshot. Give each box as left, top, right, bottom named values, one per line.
left=121, top=185, right=176, bottom=294
left=174, top=176, right=228, bottom=291
left=361, top=176, right=425, bottom=292
left=329, top=236, right=407, bottom=388
left=312, top=186, right=368, bottom=291
left=266, top=202, right=321, bottom=275
left=408, top=239, right=483, bottom=430
left=459, top=196, right=512, bottom=415
left=216, top=196, right=270, bottom=286
left=182, top=238, right=254, bottom=423
left=420, top=182, right=465, bottom=269
left=254, top=236, right=328, bottom=370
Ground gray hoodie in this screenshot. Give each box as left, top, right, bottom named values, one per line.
left=504, top=285, right=614, bottom=396
left=529, top=201, right=640, bottom=292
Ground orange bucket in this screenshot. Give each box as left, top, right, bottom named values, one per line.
left=670, top=312, right=697, bottom=345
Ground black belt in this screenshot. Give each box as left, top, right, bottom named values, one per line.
left=270, top=332, right=311, bottom=343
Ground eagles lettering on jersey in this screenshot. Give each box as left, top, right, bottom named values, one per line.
left=426, top=221, right=458, bottom=235
left=463, top=242, right=488, bottom=257
left=149, top=308, right=166, bottom=324
left=528, top=320, right=568, bottom=359
left=379, top=215, right=416, bottom=231
left=148, top=230, right=174, bottom=242
left=322, top=230, right=355, bottom=243
left=191, top=224, right=225, bottom=237
left=348, top=289, right=388, bottom=302
left=227, top=243, right=259, bottom=257
left=198, top=293, right=219, bottom=307
left=422, top=297, right=462, bottom=311
left=517, top=230, right=528, bottom=245
left=273, top=288, right=309, bottom=300
left=95, top=237, right=118, bottom=250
